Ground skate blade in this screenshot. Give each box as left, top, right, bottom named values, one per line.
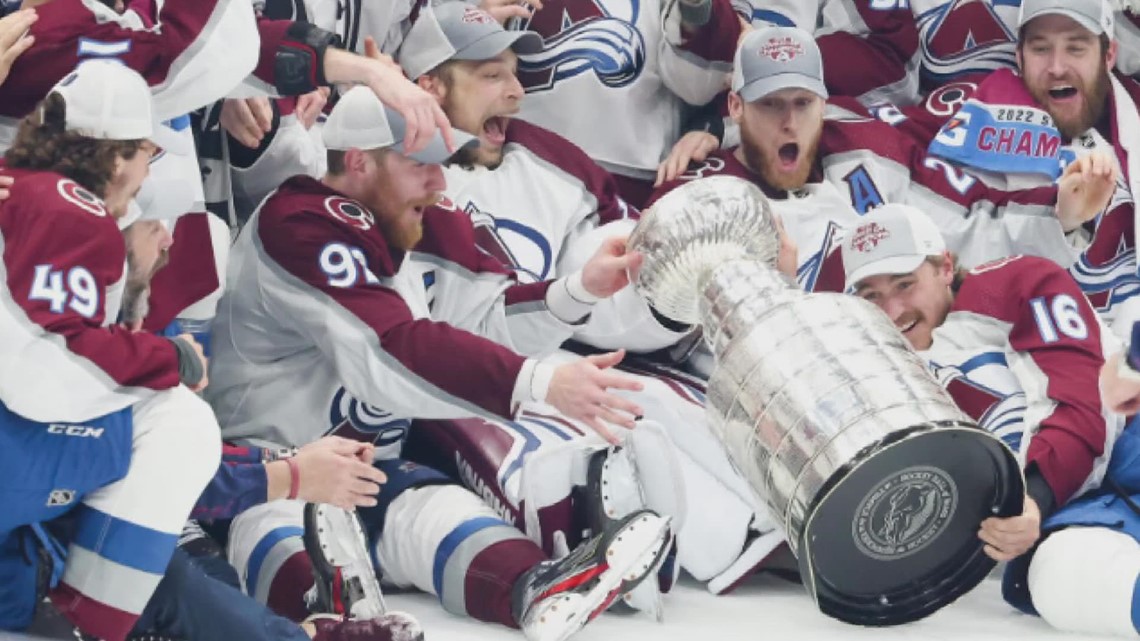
left=306, top=504, right=388, bottom=620
left=531, top=513, right=673, bottom=641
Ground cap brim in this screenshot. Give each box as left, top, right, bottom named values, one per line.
left=1020, top=8, right=1105, bottom=34
left=844, top=255, right=926, bottom=292
left=396, top=127, right=480, bottom=164
left=150, top=122, right=193, bottom=156
left=455, top=30, right=544, bottom=61
left=738, top=74, right=828, bottom=102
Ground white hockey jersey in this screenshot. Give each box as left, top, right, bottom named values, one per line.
left=508, top=0, right=739, bottom=179
left=441, top=119, right=689, bottom=352
left=206, top=176, right=589, bottom=456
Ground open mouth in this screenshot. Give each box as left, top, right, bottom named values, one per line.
left=482, top=116, right=509, bottom=145
left=777, top=143, right=800, bottom=168
left=1048, top=85, right=1079, bottom=100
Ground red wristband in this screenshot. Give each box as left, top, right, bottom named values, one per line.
left=285, top=457, right=301, bottom=501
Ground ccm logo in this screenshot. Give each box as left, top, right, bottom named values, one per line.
left=47, top=424, right=105, bottom=438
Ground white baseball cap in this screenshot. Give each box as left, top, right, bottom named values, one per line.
left=1018, top=0, right=1115, bottom=36
left=322, top=86, right=478, bottom=164
left=731, top=26, right=828, bottom=103
left=398, top=1, right=543, bottom=80
left=841, top=204, right=947, bottom=291
left=50, top=59, right=188, bottom=155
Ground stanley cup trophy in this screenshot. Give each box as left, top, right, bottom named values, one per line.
left=629, top=176, right=1024, bottom=626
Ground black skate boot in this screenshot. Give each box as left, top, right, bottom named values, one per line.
left=511, top=509, right=673, bottom=641
left=303, top=503, right=422, bottom=640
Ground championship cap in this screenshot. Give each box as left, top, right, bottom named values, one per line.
left=842, top=204, right=946, bottom=291
left=49, top=59, right=188, bottom=155
left=322, top=86, right=478, bottom=164
left=731, top=26, right=828, bottom=103
left=1018, top=0, right=1115, bottom=36
left=398, top=1, right=543, bottom=80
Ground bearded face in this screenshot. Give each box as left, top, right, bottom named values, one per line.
left=732, top=88, right=825, bottom=192
left=1019, top=16, right=1115, bottom=141
left=121, top=220, right=172, bottom=326
left=357, top=151, right=447, bottom=251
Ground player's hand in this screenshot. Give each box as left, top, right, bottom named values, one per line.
left=774, top=214, right=798, bottom=281
left=359, top=55, right=454, bottom=156
left=978, top=495, right=1040, bottom=562
left=580, top=235, right=644, bottom=298
left=293, top=437, right=387, bottom=509
left=1101, top=352, right=1140, bottom=415
left=1057, top=151, right=1117, bottom=232
left=177, top=333, right=210, bottom=392
left=0, top=175, right=13, bottom=201
left=656, top=131, right=718, bottom=186
left=220, top=97, right=273, bottom=149
left=0, top=9, right=36, bottom=89
left=295, top=87, right=329, bottom=130
left=546, top=350, right=644, bottom=444
left=479, top=0, right=541, bottom=23
left=363, top=36, right=401, bottom=72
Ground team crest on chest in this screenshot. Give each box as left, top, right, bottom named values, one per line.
left=323, top=197, right=375, bottom=230
left=57, top=179, right=107, bottom=217
left=761, top=36, right=804, bottom=63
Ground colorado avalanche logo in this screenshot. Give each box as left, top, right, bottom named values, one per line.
left=850, top=222, right=890, bottom=253
left=917, top=0, right=1017, bottom=83
left=515, top=0, right=646, bottom=92
left=326, top=387, right=410, bottom=449
left=323, top=197, right=375, bottom=231
left=465, top=201, right=553, bottom=283
left=57, top=179, right=106, bottom=217
left=761, top=36, right=804, bottom=63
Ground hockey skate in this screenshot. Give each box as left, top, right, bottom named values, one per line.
left=512, top=509, right=673, bottom=641
left=583, top=446, right=674, bottom=618
left=303, top=503, right=423, bottom=641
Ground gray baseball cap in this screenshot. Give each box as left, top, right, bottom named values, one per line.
left=1018, top=0, right=1115, bottom=36
left=398, top=2, right=544, bottom=80
left=841, top=204, right=947, bottom=291
left=322, top=86, right=478, bottom=164
left=731, top=26, right=828, bottom=103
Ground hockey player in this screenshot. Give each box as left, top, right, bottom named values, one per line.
left=206, top=88, right=673, bottom=641
left=841, top=203, right=1123, bottom=557
left=393, top=2, right=788, bottom=607
left=650, top=26, right=1118, bottom=294
left=502, top=0, right=744, bottom=206
left=0, top=60, right=220, bottom=641
left=920, top=0, right=1140, bottom=338
left=841, top=203, right=1135, bottom=637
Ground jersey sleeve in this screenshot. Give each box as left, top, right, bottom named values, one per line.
left=0, top=181, right=181, bottom=423
left=816, top=0, right=922, bottom=106
left=254, top=206, right=526, bottom=421
left=975, top=259, right=1114, bottom=505
left=658, top=0, right=742, bottom=105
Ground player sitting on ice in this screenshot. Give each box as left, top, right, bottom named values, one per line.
left=651, top=26, right=1119, bottom=294
left=391, top=1, right=797, bottom=610
left=839, top=204, right=1127, bottom=628
left=204, top=86, right=673, bottom=641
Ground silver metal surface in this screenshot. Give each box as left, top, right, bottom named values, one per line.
left=627, top=176, right=978, bottom=554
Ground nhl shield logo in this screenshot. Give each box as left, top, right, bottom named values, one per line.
left=851, top=222, right=890, bottom=253
left=761, top=36, right=804, bottom=63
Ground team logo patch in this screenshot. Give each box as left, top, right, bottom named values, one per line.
left=462, top=6, right=496, bottom=24
left=323, top=197, right=375, bottom=231
left=761, top=36, right=804, bottom=63
left=850, top=222, right=890, bottom=253
left=57, top=179, right=106, bottom=217
left=851, top=465, right=958, bottom=561
left=47, top=489, right=76, bottom=507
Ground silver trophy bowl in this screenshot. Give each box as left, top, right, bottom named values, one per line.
left=630, top=176, right=1023, bottom=626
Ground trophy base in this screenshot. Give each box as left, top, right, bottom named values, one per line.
left=796, top=423, right=1024, bottom=626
